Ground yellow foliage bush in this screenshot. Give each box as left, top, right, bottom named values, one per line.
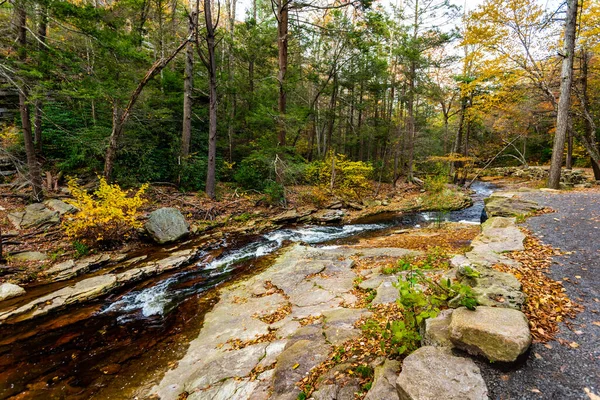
left=63, top=177, right=148, bottom=245
left=305, top=152, right=373, bottom=200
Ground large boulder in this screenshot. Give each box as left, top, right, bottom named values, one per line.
left=145, top=207, right=189, bottom=244
left=449, top=306, right=531, bottom=362
left=396, top=346, right=488, bottom=400
left=483, top=195, right=542, bottom=218
left=7, top=203, right=60, bottom=230
left=456, top=266, right=525, bottom=310
left=0, top=283, right=26, bottom=301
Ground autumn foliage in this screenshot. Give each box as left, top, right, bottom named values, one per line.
left=62, top=177, right=148, bottom=245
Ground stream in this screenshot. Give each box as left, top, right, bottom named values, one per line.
left=0, top=182, right=495, bottom=399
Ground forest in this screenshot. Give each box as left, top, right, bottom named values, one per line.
left=1, top=0, right=598, bottom=200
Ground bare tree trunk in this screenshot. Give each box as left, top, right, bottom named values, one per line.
left=548, top=0, right=578, bottom=189
left=227, top=0, right=237, bottom=162
left=181, top=4, right=196, bottom=159
left=276, top=0, right=288, bottom=146
left=580, top=48, right=600, bottom=180
left=566, top=115, right=573, bottom=170
left=33, top=2, right=47, bottom=154
left=325, top=74, right=338, bottom=155
left=14, top=0, right=43, bottom=201
left=203, top=0, right=219, bottom=199
left=405, top=61, right=416, bottom=181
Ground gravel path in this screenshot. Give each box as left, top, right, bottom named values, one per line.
left=478, top=190, right=600, bottom=400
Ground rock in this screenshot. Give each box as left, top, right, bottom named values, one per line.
left=0, top=274, right=119, bottom=323
left=44, top=199, right=77, bottom=215
left=484, top=195, right=542, bottom=218
left=364, top=359, right=401, bottom=400
left=272, top=208, right=314, bottom=223
left=145, top=207, right=189, bottom=244
left=477, top=217, right=525, bottom=252
left=396, top=346, right=488, bottom=400
left=421, top=309, right=453, bottom=347
left=312, top=209, right=345, bottom=223
left=310, top=363, right=362, bottom=400
left=7, top=203, right=60, bottom=230
left=45, top=254, right=112, bottom=281
left=449, top=306, right=531, bottom=362
left=0, top=283, right=26, bottom=301
left=11, top=251, right=48, bottom=261
left=457, top=266, right=525, bottom=310
left=272, top=339, right=331, bottom=400
left=322, top=307, right=372, bottom=346
left=372, top=281, right=400, bottom=304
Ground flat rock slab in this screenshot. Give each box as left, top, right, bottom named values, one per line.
left=145, top=207, right=189, bottom=244
left=373, top=281, right=400, bottom=304
left=7, top=203, right=60, bottom=230
left=11, top=251, right=47, bottom=261
left=449, top=306, right=531, bottom=362
left=44, top=199, right=77, bottom=215
left=45, top=254, right=112, bottom=281
left=0, top=283, right=25, bottom=302
left=272, top=339, right=331, bottom=400
left=396, top=346, right=488, bottom=400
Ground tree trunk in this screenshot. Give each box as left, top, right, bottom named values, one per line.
left=204, top=0, right=218, bottom=199
left=15, top=0, right=43, bottom=202
left=181, top=5, right=195, bottom=159
left=548, top=0, right=578, bottom=189
left=34, top=2, right=47, bottom=154
left=405, top=60, right=416, bottom=181
left=580, top=48, right=600, bottom=180
left=276, top=0, right=288, bottom=146
left=566, top=115, right=573, bottom=170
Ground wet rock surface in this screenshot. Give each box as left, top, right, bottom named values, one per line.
left=0, top=282, right=25, bottom=302
left=150, top=244, right=406, bottom=400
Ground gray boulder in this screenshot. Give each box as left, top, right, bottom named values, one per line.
left=484, top=195, right=542, bottom=218
left=396, top=346, right=488, bottom=400
left=7, top=203, right=60, bottom=230
left=0, top=283, right=26, bottom=301
left=456, top=266, right=525, bottom=310
left=145, top=207, right=189, bottom=244
left=449, top=306, right=531, bottom=362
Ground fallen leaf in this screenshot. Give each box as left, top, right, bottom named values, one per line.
left=584, top=387, right=600, bottom=400
left=569, top=342, right=580, bottom=349
left=292, top=363, right=300, bottom=370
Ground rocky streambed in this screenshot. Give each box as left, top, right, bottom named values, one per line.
left=1, top=181, right=541, bottom=400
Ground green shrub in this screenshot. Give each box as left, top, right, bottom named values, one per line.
left=423, top=174, right=448, bottom=193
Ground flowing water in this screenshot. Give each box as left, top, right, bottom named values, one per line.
left=0, top=181, right=495, bottom=399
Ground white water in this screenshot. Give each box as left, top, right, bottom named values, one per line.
left=102, top=181, right=495, bottom=321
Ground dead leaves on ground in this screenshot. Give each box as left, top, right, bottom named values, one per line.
left=493, top=229, right=582, bottom=342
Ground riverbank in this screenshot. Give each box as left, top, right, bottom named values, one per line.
left=0, top=180, right=472, bottom=286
